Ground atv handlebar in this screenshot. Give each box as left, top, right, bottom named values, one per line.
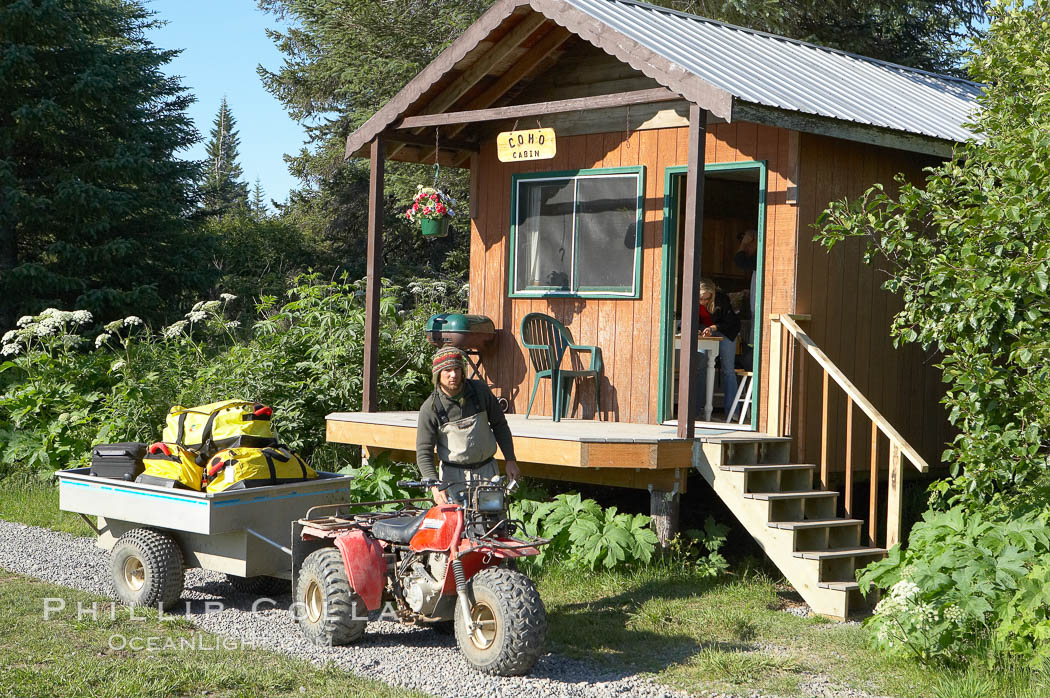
left=397, top=479, right=446, bottom=490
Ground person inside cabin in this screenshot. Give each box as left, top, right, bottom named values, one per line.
left=416, top=347, right=520, bottom=505
left=696, top=278, right=741, bottom=419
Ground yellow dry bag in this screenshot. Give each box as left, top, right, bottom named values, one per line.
left=162, top=400, right=276, bottom=457
left=136, top=442, right=205, bottom=491
left=203, top=445, right=316, bottom=493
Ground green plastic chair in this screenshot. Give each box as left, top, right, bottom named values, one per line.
left=520, top=312, right=603, bottom=422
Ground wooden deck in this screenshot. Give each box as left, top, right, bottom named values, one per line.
left=326, top=411, right=784, bottom=492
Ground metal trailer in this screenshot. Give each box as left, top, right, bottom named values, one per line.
left=56, top=467, right=352, bottom=607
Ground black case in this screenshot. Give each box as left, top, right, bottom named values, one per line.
left=90, top=442, right=147, bottom=481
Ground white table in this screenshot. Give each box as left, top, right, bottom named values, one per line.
left=674, top=334, right=722, bottom=422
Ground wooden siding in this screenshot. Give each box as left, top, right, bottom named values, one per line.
left=792, top=133, right=947, bottom=476
left=469, top=122, right=800, bottom=424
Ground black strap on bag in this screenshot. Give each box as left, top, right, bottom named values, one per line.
left=261, top=446, right=307, bottom=482
left=176, top=413, right=188, bottom=445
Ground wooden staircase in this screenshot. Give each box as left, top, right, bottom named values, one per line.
left=692, top=436, right=886, bottom=619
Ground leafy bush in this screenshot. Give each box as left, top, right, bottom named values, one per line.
left=860, top=505, right=1050, bottom=664
left=510, top=492, right=659, bottom=570
left=816, top=0, right=1050, bottom=665
left=0, top=275, right=440, bottom=478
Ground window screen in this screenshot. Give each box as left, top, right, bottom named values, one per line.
left=575, top=176, right=638, bottom=290
left=516, top=180, right=573, bottom=290
left=512, top=170, right=641, bottom=296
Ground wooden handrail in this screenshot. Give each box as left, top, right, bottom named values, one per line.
left=776, top=314, right=928, bottom=474
left=768, top=314, right=927, bottom=547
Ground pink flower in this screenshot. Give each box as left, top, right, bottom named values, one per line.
left=405, top=211, right=412, bottom=219
left=436, top=204, right=446, bottom=214
left=412, top=202, right=418, bottom=211
left=423, top=206, right=432, bottom=214
left=430, top=193, right=439, bottom=202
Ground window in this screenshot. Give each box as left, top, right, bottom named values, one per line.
left=510, top=167, right=644, bottom=297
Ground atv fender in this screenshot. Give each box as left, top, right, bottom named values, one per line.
left=333, top=530, right=386, bottom=611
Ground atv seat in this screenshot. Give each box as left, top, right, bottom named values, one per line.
left=370, top=512, right=427, bottom=544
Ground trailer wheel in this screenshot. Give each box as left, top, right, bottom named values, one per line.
left=454, top=567, right=547, bottom=675
left=226, top=574, right=287, bottom=596
left=110, top=528, right=184, bottom=610
left=295, top=548, right=366, bottom=646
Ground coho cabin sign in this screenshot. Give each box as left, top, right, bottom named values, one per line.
left=497, top=128, right=556, bottom=162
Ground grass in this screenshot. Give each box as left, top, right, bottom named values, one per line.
left=0, top=571, right=422, bottom=698
left=5, top=477, right=1050, bottom=697
left=534, top=560, right=1050, bottom=698
left=0, top=475, right=94, bottom=537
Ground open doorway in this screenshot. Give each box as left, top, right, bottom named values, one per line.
left=657, top=161, right=767, bottom=428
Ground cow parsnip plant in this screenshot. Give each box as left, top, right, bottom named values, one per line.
left=817, top=0, right=1050, bottom=665
left=0, top=275, right=436, bottom=478
left=510, top=493, right=659, bottom=570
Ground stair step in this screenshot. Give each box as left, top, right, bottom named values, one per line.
left=769, top=518, right=864, bottom=530
left=794, top=547, right=887, bottom=560
left=818, top=581, right=860, bottom=592
left=721, top=463, right=816, bottom=472
left=744, top=491, right=836, bottom=501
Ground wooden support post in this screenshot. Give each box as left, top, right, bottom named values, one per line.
left=362, top=135, right=385, bottom=412
left=869, top=420, right=879, bottom=545
left=676, top=104, right=707, bottom=439
left=844, top=396, right=853, bottom=518
left=886, top=444, right=903, bottom=548
left=650, top=487, right=680, bottom=548
left=767, top=317, right=783, bottom=436
left=820, top=369, right=829, bottom=489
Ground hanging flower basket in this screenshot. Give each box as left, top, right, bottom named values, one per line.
left=405, top=186, right=456, bottom=239
left=420, top=217, right=450, bottom=238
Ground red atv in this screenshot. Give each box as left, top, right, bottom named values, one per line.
left=291, top=476, right=549, bottom=675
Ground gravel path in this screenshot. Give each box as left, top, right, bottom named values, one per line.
left=0, top=520, right=686, bottom=698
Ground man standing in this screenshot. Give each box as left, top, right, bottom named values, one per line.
left=416, top=347, right=520, bottom=504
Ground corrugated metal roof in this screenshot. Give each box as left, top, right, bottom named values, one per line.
left=561, top=0, right=983, bottom=143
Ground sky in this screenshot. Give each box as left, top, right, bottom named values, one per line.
left=145, top=1, right=305, bottom=208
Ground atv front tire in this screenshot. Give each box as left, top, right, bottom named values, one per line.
left=295, top=547, right=367, bottom=646
left=454, top=567, right=547, bottom=675
left=110, top=528, right=185, bottom=610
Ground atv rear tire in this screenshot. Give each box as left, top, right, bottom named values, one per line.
left=295, top=547, right=367, bottom=646
left=226, top=574, right=287, bottom=596
left=110, top=528, right=184, bottom=610
left=454, top=567, right=547, bottom=675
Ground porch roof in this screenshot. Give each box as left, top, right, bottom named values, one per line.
left=344, top=0, right=982, bottom=161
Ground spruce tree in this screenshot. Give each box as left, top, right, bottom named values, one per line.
left=250, top=178, right=268, bottom=218
left=0, top=0, right=213, bottom=326
left=201, top=97, right=249, bottom=214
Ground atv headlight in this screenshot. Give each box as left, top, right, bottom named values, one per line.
left=477, top=488, right=505, bottom=512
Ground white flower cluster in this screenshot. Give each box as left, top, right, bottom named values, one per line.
left=202, top=300, right=221, bottom=312
left=95, top=333, right=112, bottom=348
left=71, top=310, right=93, bottom=325
left=16, top=315, right=35, bottom=327
left=1, top=343, right=18, bottom=356
left=186, top=310, right=206, bottom=323
left=2, top=330, right=17, bottom=344
left=162, top=320, right=188, bottom=338
left=943, top=605, right=965, bottom=624
left=225, top=320, right=240, bottom=329
left=220, top=293, right=237, bottom=302
left=104, top=319, right=123, bottom=332
left=111, top=360, right=126, bottom=371
left=124, top=316, right=143, bottom=327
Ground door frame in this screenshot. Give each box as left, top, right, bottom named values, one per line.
left=656, top=160, right=768, bottom=428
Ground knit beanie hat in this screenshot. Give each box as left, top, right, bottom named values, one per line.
left=431, top=347, right=466, bottom=383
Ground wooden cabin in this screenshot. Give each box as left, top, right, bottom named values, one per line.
left=328, top=0, right=982, bottom=618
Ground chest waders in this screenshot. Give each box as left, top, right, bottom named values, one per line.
left=433, top=384, right=499, bottom=501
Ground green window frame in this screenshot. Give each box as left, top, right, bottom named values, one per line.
left=508, top=166, right=645, bottom=298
